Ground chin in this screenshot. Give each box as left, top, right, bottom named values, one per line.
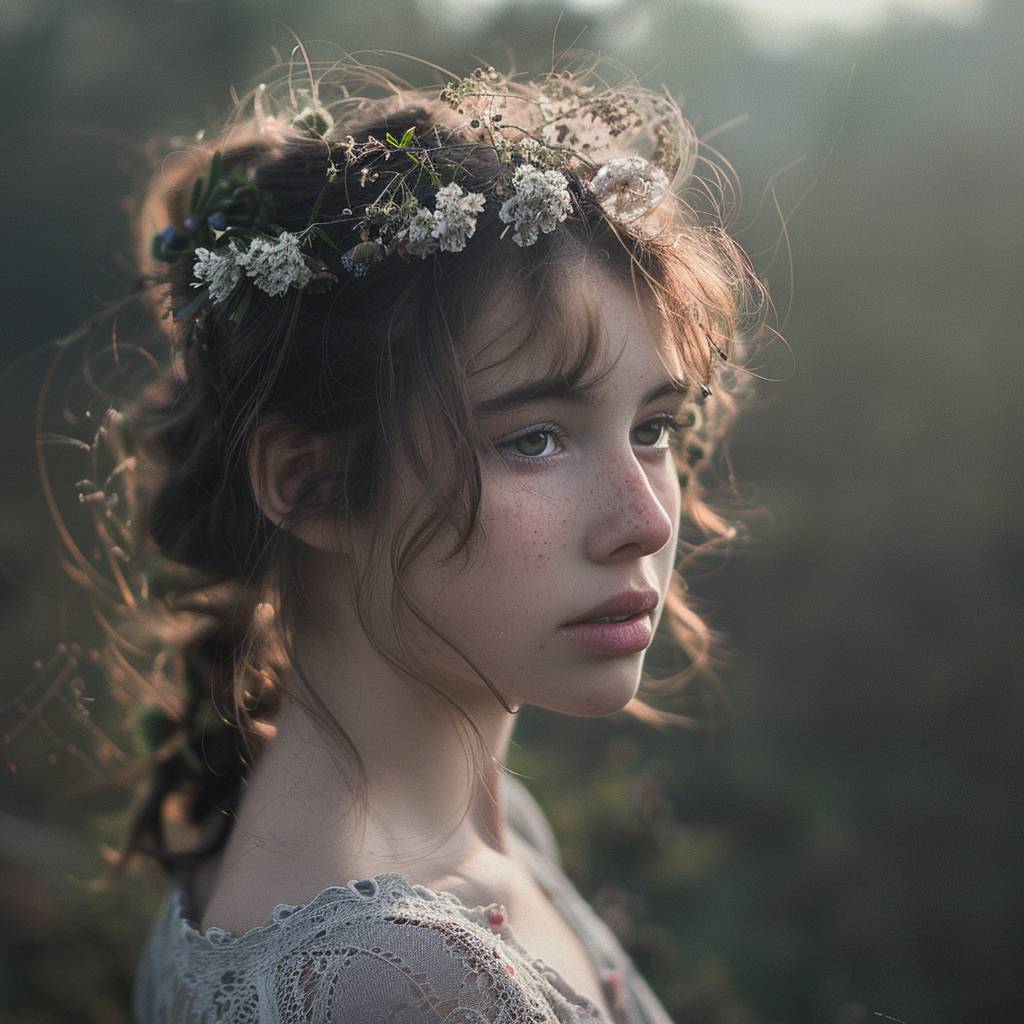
left=537, top=672, right=642, bottom=718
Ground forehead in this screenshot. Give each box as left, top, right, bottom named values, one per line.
left=461, top=264, right=685, bottom=402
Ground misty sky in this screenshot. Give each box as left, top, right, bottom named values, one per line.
left=419, top=0, right=987, bottom=51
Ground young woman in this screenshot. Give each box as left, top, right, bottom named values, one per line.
left=40, top=47, right=766, bottom=1023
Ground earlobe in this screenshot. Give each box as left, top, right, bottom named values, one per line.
left=247, top=420, right=345, bottom=554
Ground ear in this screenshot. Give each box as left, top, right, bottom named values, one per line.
left=247, top=418, right=344, bottom=555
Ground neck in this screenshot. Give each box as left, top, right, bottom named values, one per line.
left=231, top=620, right=520, bottom=885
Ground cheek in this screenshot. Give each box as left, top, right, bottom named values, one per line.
left=475, top=473, right=575, bottom=577
left=415, top=476, right=573, bottom=648
left=396, top=482, right=568, bottom=683
left=400, top=474, right=571, bottom=628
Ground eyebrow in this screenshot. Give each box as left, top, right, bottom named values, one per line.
left=473, top=373, right=689, bottom=416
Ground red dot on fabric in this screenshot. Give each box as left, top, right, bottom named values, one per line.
left=505, top=963, right=516, bottom=975
left=600, top=968, right=626, bottom=1010
left=488, top=911, right=504, bottom=927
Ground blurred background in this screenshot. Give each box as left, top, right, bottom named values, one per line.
left=1, top=1, right=1021, bottom=1022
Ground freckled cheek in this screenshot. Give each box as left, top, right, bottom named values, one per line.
left=477, top=485, right=574, bottom=576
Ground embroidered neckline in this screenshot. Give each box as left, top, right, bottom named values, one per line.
left=170, top=867, right=608, bottom=1021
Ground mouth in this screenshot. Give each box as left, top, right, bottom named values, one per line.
left=562, top=587, right=660, bottom=628
left=556, top=610, right=654, bottom=656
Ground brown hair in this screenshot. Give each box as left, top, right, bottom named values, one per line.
left=34, top=48, right=770, bottom=885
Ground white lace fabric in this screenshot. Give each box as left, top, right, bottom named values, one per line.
left=131, top=777, right=676, bottom=1024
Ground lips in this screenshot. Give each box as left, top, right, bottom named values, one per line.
left=563, top=587, right=659, bottom=626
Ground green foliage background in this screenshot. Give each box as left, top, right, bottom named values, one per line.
left=1, top=2, right=1021, bottom=1022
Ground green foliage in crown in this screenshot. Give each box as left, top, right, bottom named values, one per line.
left=150, top=66, right=689, bottom=325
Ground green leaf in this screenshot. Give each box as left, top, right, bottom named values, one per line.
left=193, top=150, right=223, bottom=216
left=196, top=178, right=231, bottom=218
left=305, top=184, right=329, bottom=230
left=172, top=288, right=209, bottom=322
left=208, top=149, right=223, bottom=188
left=217, top=226, right=259, bottom=247
left=136, top=704, right=177, bottom=754
left=189, top=174, right=203, bottom=214
left=402, top=151, right=442, bottom=189
left=385, top=127, right=418, bottom=151
left=307, top=225, right=342, bottom=254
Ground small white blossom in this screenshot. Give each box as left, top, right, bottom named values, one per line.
left=508, top=137, right=543, bottom=164
left=397, top=206, right=441, bottom=258
left=235, top=231, right=313, bottom=298
left=190, top=243, right=242, bottom=305
left=493, top=135, right=564, bottom=171
left=497, top=164, right=573, bottom=247
left=394, top=184, right=488, bottom=259
left=587, top=156, right=669, bottom=221
left=431, top=182, right=486, bottom=253
left=537, top=96, right=615, bottom=162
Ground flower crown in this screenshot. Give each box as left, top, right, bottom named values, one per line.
left=151, top=68, right=689, bottom=327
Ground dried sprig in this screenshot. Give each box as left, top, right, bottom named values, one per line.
left=152, top=64, right=694, bottom=322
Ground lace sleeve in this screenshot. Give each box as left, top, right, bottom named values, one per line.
left=272, top=911, right=567, bottom=1024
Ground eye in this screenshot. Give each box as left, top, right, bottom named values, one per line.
left=501, top=422, right=564, bottom=462
left=498, top=414, right=686, bottom=465
left=634, top=414, right=685, bottom=449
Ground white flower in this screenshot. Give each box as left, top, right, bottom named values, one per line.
left=511, top=137, right=543, bottom=163
left=397, top=206, right=441, bottom=258
left=497, top=164, right=572, bottom=247
left=537, top=95, right=615, bottom=162
left=587, top=156, right=669, bottom=222
left=190, top=243, right=242, bottom=305
left=395, top=184, right=488, bottom=258
left=431, top=182, right=486, bottom=253
left=235, top=231, right=313, bottom=298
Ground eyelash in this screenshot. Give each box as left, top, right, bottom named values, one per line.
left=497, top=414, right=686, bottom=465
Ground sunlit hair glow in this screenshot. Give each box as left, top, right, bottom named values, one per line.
left=30, top=46, right=772, bottom=883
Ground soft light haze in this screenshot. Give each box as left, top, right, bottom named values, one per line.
left=416, top=0, right=986, bottom=50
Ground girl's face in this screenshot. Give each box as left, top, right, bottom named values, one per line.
left=384, top=269, right=688, bottom=718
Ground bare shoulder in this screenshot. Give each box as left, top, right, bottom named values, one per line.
left=191, top=843, right=527, bottom=938
left=192, top=849, right=360, bottom=937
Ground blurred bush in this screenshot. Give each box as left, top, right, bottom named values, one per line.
left=2, top=2, right=1022, bottom=1022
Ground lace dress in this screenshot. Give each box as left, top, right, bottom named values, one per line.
left=131, top=775, right=676, bottom=1023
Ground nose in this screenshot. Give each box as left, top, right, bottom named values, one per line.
left=583, top=448, right=677, bottom=563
